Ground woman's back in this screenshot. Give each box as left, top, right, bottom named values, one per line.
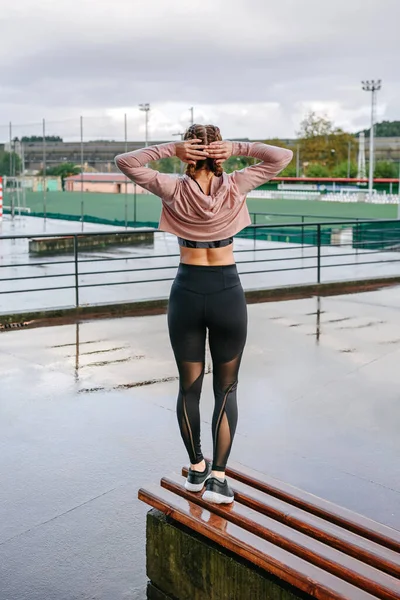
left=115, top=138, right=293, bottom=252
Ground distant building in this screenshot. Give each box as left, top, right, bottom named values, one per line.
left=64, top=172, right=148, bottom=193
left=9, top=175, right=62, bottom=192
left=5, top=137, right=400, bottom=173
left=18, top=140, right=167, bottom=173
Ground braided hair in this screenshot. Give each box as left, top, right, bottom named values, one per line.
left=183, top=124, right=224, bottom=179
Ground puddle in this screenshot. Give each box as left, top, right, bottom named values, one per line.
left=51, top=339, right=107, bottom=348
left=337, top=321, right=386, bottom=330
left=66, top=346, right=127, bottom=357
left=83, top=355, right=145, bottom=368
left=78, top=375, right=178, bottom=394
left=325, top=317, right=352, bottom=323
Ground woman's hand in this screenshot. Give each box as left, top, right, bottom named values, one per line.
left=205, top=141, right=233, bottom=164
left=175, top=139, right=209, bottom=165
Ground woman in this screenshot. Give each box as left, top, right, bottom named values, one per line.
left=115, top=125, right=292, bottom=504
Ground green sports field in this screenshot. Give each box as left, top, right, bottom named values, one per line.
left=4, top=190, right=398, bottom=227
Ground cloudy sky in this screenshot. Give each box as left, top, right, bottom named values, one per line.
left=1, top=0, right=398, bottom=142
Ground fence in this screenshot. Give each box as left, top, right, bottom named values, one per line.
left=1, top=220, right=400, bottom=316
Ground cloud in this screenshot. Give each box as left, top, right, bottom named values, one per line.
left=1, top=0, right=399, bottom=140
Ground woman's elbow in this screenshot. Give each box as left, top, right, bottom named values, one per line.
left=115, top=154, right=125, bottom=171
left=284, top=148, right=294, bottom=162
left=279, top=149, right=293, bottom=168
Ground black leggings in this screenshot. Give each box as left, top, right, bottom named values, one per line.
left=167, top=263, right=247, bottom=472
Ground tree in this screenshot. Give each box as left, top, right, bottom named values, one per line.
left=360, top=121, right=400, bottom=138
left=21, top=135, right=63, bottom=142
left=305, top=163, right=330, bottom=177
left=298, top=112, right=333, bottom=139
left=332, top=160, right=358, bottom=178
left=0, top=152, right=22, bottom=176
left=149, top=156, right=181, bottom=173
left=297, top=112, right=356, bottom=173
left=279, top=164, right=297, bottom=177
left=374, top=161, right=397, bottom=178
left=223, top=156, right=253, bottom=173
left=38, top=162, right=80, bottom=190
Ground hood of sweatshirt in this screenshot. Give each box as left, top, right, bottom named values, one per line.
left=171, top=173, right=237, bottom=223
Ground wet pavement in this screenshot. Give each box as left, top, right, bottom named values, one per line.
left=2, top=215, right=400, bottom=314
left=0, top=286, right=399, bottom=599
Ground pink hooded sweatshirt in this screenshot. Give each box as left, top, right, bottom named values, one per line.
left=115, top=141, right=293, bottom=241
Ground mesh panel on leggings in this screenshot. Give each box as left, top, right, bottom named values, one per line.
left=211, top=353, right=242, bottom=471
left=176, top=361, right=205, bottom=465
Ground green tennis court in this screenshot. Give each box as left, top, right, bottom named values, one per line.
left=4, top=190, right=398, bottom=227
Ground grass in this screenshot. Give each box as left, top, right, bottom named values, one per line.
left=4, top=190, right=398, bottom=227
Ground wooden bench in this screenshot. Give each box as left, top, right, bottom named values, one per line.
left=139, top=461, right=400, bottom=600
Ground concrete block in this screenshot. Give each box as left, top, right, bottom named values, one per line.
left=146, top=509, right=308, bottom=600
left=29, top=231, right=154, bottom=254
left=147, top=582, right=174, bottom=600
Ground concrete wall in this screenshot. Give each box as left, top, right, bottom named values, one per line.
left=29, top=231, right=155, bottom=254
left=146, top=509, right=306, bottom=600
left=65, top=180, right=148, bottom=193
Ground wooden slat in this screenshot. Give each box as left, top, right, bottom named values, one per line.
left=139, top=485, right=380, bottom=600
left=182, top=465, right=400, bottom=572
left=163, top=474, right=400, bottom=600
left=227, top=476, right=399, bottom=579
left=223, top=461, right=400, bottom=553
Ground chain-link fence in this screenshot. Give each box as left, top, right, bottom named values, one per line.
left=0, top=114, right=165, bottom=227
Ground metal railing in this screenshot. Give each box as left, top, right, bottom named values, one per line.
left=249, top=211, right=377, bottom=224
left=1, top=220, right=400, bottom=314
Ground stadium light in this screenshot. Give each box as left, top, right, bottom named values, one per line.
left=361, top=80, right=382, bottom=197
left=139, top=103, right=150, bottom=147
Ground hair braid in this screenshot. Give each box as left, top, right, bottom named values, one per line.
left=183, top=123, right=223, bottom=178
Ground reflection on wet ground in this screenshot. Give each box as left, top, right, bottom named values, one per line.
left=0, top=287, right=399, bottom=599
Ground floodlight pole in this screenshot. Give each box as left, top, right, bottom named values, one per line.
left=361, top=79, right=382, bottom=198
left=139, top=103, right=150, bottom=147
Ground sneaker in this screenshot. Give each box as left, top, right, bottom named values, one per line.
left=202, top=476, right=234, bottom=504
left=185, top=461, right=212, bottom=492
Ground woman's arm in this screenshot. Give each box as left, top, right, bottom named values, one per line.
left=208, top=141, right=293, bottom=195
left=115, top=139, right=208, bottom=200
left=115, top=142, right=179, bottom=199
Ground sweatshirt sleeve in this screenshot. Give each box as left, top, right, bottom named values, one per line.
left=115, top=142, right=178, bottom=200
left=229, top=142, right=293, bottom=195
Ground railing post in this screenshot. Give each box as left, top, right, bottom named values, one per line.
left=80, top=199, right=84, bottom=231
left=317, top=224, right=321, bottom=284
left=301, top=215, right=305, bottom=247
left=356, top=220, right=359, bottom=255
left=134, top=183, right=137, bottom=224
left=74, top=235, right=79, bottom=308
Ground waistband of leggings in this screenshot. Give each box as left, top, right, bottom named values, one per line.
left=177, top=262, right=238, bottom=274
left=175, top=262, right=240, bottom=293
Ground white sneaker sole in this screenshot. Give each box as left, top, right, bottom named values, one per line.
left=185, top=474, right=211, bottom=493
left=202, top=490, right=234, bottom=504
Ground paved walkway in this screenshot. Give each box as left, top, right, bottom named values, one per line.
left=1, top=288, right=399, bottom=599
